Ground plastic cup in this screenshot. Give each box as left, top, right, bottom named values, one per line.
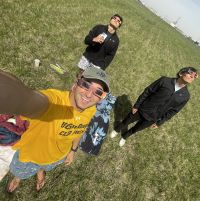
left=34, top=59, right=40, bottom=68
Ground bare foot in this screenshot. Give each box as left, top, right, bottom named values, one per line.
left=7, top=177, right=21, bottom=193
left=36, top=169, right=46, bottom=192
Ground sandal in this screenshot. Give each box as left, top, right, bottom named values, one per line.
left=36, top=169, right=46, bottom=192
left=7, top=177, right=20, bottom=193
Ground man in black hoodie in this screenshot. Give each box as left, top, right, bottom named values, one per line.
left=77, top=14, right=123, bottom=71
left=110, top=67, right=198, bottom=146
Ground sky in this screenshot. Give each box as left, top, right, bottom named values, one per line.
left=141, top=0, right=200, bottom=42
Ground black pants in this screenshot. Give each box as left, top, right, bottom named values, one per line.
left=115, top=111, right=154, bottom=139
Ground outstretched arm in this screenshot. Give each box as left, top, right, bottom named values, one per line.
left=0, top=70, right=49, bottom=118
left=104, top=44, right=118, bottom=69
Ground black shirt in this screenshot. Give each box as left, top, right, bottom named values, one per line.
left=83, top=24, right=119, bottom=70
left=133, top=76, right=190, bottom=125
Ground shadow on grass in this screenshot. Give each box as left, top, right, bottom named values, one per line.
left=113, top=94, right=132, bottom=133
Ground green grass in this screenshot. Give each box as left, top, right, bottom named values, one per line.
left=0, top=0, right=200, bottom=200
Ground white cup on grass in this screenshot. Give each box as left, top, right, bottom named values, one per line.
left=34, top=59, right=41, bottom=68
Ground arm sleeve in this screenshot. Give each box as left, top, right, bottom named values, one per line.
left=156, top=100, right=189, bottom=126
left=133, top=77, right=164, bottom=109
left=84, top=25, right=100, bottom=46
left=104, top=43, right=119, bottom=68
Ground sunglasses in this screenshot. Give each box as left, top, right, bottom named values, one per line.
left=112, top=16, right=121, bottom=24
left=77, top=79, right=107, bottom=99
left=186, top=70, right=198, bottom=78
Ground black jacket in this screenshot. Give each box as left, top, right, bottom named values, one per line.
left=133, top=76, right=190, bottom=126
left=83, top=24, right=119, bottom=70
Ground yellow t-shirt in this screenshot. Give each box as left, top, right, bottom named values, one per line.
left=13, top=89, right=96, bottom=165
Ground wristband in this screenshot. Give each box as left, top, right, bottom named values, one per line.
left=71, top=147, right=78, bottom=152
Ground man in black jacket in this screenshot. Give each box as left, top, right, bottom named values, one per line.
left=110, top=67, right=198, bottom=146
left=77, top=14, right=123, bottom=71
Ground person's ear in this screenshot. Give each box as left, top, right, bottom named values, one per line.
left=179, top=73, right=183, bottom=77
left=101, top=93, right=107, bottom=99
left=71, top=83, right=77, bottom=91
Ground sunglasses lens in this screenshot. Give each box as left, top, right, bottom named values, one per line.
left=77, top=79, right=90, bottom=90
left=112, top=16, right=121, bottom=24
left=95, top=89, right=104, bottom=97
left=189, top=72, right=198, bottom=78
left=81, top=80, right=90, bottom=89
left=77, top=79, right=106, bottom=98
left=186, top=69, right=198, bottom=78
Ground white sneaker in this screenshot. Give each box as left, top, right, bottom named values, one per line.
left=119, top=138, right=126, bottom=147
left=110, top=130, right=118, bottom=138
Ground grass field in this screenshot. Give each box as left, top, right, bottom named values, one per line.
left=0, top=0, right=200, bottom=200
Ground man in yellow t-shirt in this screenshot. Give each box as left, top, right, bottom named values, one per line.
left=0, top=67, right=109, bottom=192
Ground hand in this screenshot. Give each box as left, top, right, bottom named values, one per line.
left=93, top=34, right=105, bottom=44
left=64, top=151, right=75, bottom=166
left=132, top=107, right=138, bottom=114
left=151, top=123, right=158, bottom=129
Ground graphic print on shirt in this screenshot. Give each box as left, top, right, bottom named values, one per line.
left=59, top=122, right=88, bottom=137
